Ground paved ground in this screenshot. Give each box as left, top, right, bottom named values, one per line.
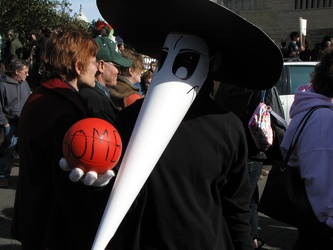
left=0, top=160, right=21, bottom=250
left=0, top=164, right=297, bottom=249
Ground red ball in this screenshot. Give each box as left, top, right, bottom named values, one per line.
left=62, top=118, right=122, bottom=174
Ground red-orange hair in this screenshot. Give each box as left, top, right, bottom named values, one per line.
left=42, top=25, right=98, bottom=82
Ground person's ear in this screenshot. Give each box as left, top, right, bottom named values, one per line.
left=128, top=66, right=135, bottom=75
left=210, top=52, right=222, bottom=73
left=97, top=60, right=105, bottom=72
left=75, top=62, right=81, bottom=77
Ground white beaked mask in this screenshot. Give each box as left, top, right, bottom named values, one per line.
left=92, top=33, right=210, bottom=250
left=154, top=32, right=209, bottom=91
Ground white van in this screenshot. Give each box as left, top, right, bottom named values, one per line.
left=274, top=61, right=318, bottom=123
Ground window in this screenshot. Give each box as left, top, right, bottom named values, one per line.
left=295, top=0, right=333, bottom=9
left=288, top=65, right=315, bottom=93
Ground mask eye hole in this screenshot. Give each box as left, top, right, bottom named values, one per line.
left=172, top=51, right=200, bottom=80
left=181, top=53, right=192, bottom=65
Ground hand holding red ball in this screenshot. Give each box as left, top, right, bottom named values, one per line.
left=62, top=118, right=122, bottom=175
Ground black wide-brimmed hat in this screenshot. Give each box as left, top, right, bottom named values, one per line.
left=97, top=0, right=283, bottom=90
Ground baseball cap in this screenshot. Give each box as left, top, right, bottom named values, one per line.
left=94, top=36, right=132, bottom=68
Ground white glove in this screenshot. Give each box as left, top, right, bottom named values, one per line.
left=59, top=157, right=115, bottom=187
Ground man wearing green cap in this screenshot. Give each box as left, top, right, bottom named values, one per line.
left=80, top=36, right=132, bottom=124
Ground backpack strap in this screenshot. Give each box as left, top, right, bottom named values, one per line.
left=262, top=89, right=288, bottom=129
left=284, top=106, right=330, bottom=162
left=269, top=109, right=288, bottom=129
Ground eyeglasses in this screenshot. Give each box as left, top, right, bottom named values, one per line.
left=105, top=62, right=122, bottom=71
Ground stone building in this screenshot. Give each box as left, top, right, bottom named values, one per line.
left=221, top=0, right=333, bottom=51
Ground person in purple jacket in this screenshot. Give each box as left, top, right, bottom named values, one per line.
left=280, top=46, right=333, bottom=249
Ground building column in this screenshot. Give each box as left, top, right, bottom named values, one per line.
left=318, top=0, right=323, bottom=7
left=307, top=0, right=312, bottom=7
left=324, top=0, right=330, bottom=7
left=301, top=0, right=307, bottom=8
left=313, top=0, right=318, bottom=7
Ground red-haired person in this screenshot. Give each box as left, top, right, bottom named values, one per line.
left=11, top=25, right=115, bottom=249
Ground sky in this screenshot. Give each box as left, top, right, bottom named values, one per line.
left=69, top=0, right=103, bottom=22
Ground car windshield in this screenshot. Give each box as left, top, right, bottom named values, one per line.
left=289, top=66, right=315, bottom=94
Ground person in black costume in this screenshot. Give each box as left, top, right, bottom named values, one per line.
left=60, top=1, right=283, bottom=249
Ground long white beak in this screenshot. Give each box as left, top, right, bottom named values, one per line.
left=92, top=33, right=209, bottom=250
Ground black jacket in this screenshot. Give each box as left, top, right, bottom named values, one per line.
left=110, top=85, right=253, bottom=250
left=11, top=78, right=114, bottom=250
left=80, top=83, right=119, bottom=124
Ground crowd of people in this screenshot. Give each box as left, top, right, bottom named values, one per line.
left=0, top=1, right=332, bottom=249
left=0, top=22, right=157, bottom=190
left=0, top=26, right=51, bottom=85
left=280, top=31, right=333, bottom=61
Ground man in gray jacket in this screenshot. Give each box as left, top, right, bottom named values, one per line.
left=0, top=59, right=30, bottom=187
